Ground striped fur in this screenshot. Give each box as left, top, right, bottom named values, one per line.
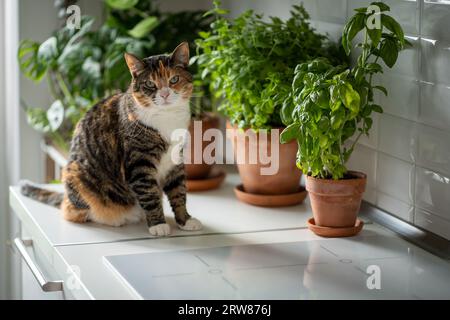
left=21, top=43, right=202, bottom=235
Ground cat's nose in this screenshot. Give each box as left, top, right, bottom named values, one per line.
left=159, top=88, right=170, bottom=99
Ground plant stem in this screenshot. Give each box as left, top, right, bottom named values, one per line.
left=349, top=129, right=364, bottom=153
left=130, top=7, right=148, bottom=19
left=46, top=73, right=61, bottom=101
left=55, top=72, right=75, bottom=105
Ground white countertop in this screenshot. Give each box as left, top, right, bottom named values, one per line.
left=10, top=173, right=317, bottom=246
left=10, top=172, right=450, bottom=300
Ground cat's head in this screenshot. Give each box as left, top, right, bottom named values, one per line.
left=124, top=42, right=193, bottom=109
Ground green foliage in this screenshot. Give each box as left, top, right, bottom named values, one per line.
left=195, top=1, right=347, bottom=130
left=106, top=0, right=139, bottom=10
left=18, top=0, right=212, bottom=150
left=281, top=2, right=407, bottom=179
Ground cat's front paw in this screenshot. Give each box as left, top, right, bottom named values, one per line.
left=178, top=218, right=203, bottom=231
left=148, top=223, right=171, bottom=237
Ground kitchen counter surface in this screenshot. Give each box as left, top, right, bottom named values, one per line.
left=10, top=172, right=450, bottom=299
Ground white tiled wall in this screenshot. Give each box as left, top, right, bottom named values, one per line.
left=222, top=0, right=450, bottom=239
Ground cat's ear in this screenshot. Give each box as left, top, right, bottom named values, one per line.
left=171, top=42, right=190, bottom=68
left=124, top=53, right=144, bottom=77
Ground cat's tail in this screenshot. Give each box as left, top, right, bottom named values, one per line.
left=20, top=180, right=63, bottom=208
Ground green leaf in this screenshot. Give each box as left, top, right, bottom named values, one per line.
left=353, top=7, right=368, bottom=13
left=340, top=83, right=360, bottom=114
left=82, top=58, right=101, bottom=79
left=319, top=135, right=329, bottom=148
left=198, top=31, right=210, bottom=39
left=26, top=107, right=52, bottom=133
left=280, top=123, right=300, bottom=143
left=380, top=38, right=398, bottom=67
left=343, top=13, right=365, bottom=55
left=373, top=85, right=388, bottom=96
left=365, top=62, right=383, bottom=73
left=318, top=116, right=330, bottom=131
left=281, top=95, right=294, bottom=125
left=331, top=110, right=345, bottom=130
left=37, top=37, right=58, bottom=62
left=371, top=104, right=383, bottom=113
left=105, top=0, right=138, bottom=10
left=17, top=40, right=48, bottom=82
left=128, top=16, right=159, bottom=38
left=364, top=117, right=373, bottom=131
left=367, top=27, right=381, bottom=47
left=381, top=14, right=404, bottom=45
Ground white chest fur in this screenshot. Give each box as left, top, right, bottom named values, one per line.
left=135, top=103, right=190, bottom=184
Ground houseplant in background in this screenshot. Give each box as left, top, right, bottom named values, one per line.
left=281, top=2, right=408, bottom=236
left=18, top=0, right=213, bottom=158
left=195, top=1, right=347, bottom=205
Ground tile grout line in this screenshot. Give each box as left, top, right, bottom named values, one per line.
left=413, top=0, right=424, bottom=226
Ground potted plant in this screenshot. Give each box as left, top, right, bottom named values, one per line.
left=183, top=78, right=224, bottom=191
left=195, top=1, right=347, bottom=205
left=281, top=2, right=408, bottom=236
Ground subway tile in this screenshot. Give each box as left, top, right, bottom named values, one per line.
left=377, top=191, right=414, bottom=222
left=422, top=0, right=450, bottom=42
left=377, top=73, right=419, bottom=121
left=415, top=123, right=450, bottom=175
left=420, top=37, right=450, bottom=86
left=311, top=21, right=345, bottom=42
left=419, top=81, right=450, bottom=132
left=314, top=0, right=347, bottom=24
left=377, top=153, right=414, bottom=204
left=378, top=113, right=416, bottom=163
left=415, top=166, right=450, bottom=220
left=383, top=0, right=420, bottom=35
left=227, top=0, right=291, bottom=19
left=346, top=143, right=377, bottom=189
left=363, top=187, right=377, bottom=204
left=415, top=207, right=450, bottom=240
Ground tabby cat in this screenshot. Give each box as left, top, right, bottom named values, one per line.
left=21, top=42, right=202, bottom=237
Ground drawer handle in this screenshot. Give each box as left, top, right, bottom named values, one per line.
left=13, top=238, right=63, bottom=292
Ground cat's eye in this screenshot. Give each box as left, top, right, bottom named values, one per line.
left=169, top=76, right=179, bottom=84
left=144, top=80, right=156, bottom=90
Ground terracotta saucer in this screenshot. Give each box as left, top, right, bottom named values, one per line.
left=307, top=217, right=364, bottom=238
left=186, top=170, right=226, bottom=192
left=234, top=184, right=307, bottom=207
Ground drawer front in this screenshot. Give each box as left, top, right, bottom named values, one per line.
left=17, top=232, right=65, bottom=300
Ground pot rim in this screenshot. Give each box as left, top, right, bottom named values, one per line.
left=306, top=170, right=367, bottom=183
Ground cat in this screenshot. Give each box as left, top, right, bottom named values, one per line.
left=21, top=42, right=202, bottom=237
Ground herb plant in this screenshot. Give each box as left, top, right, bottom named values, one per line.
left=280, top=2, right=408, bottom=179
left=194, top=1, right=347, bottom=130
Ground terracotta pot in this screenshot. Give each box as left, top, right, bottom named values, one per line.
left=227, top=122, right=302, bottom=195
left=184, top=114, right=220, bottom=180
left=306, top=171, right=367, bottom=228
